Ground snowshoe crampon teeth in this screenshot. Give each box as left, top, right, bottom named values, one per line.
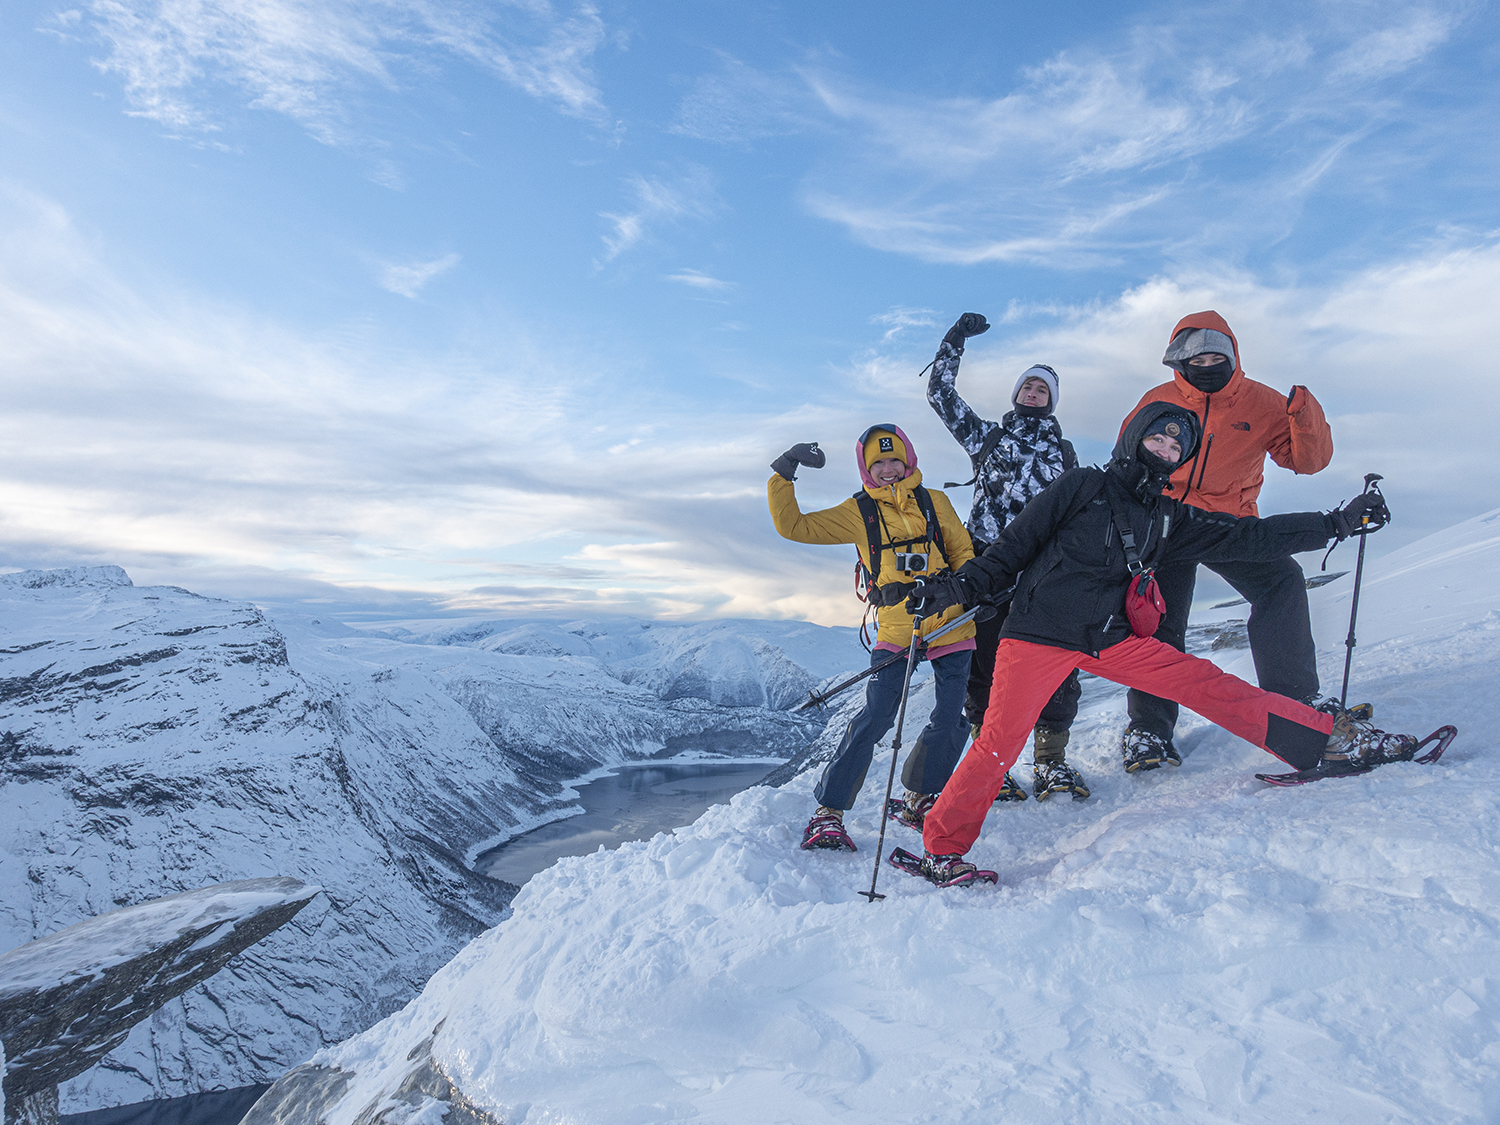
left=1121, top=727, right=1174, bottom=774
left=800, top=812, right=856, bottom=851
left=994, top=772, right=1028, bottom=802
left=1033, top=760, right=1091, bottom=801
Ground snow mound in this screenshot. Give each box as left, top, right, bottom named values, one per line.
left=304, top=511, right=1500, bottom=1123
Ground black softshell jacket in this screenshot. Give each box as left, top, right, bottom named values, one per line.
left=959, top=403, right=1336, bottom=657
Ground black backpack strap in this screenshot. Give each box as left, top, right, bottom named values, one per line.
left=853, top=487, right=950, bottom=585
left=1101, top=486, right=1165, bottom=576
left=853, top=491, right=884, bottom=586
left=944, top=424, right=1006, bottom=489
left=1061, top=438, right=1078, bottom=471
left=912, top=485, right=948, bottom=565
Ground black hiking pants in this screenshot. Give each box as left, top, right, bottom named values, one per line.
left=965, top=595, right=1081, bottom=736
left=1126, top=555, right=1319, bottom=743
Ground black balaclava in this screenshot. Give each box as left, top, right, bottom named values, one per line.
left=1011, top=364, right=1060, bottom=419
left=1162, top=327, right=1237, bottom=394
left=1183, top=359, right=1233, bottom=393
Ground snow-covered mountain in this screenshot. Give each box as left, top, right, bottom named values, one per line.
left=0, top=569, right=855, bottom=1112
left=279, top=509, right=1500, bottom=1123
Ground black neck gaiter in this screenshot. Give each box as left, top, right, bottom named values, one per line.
left=1183, top=360, right=1233, bottom=393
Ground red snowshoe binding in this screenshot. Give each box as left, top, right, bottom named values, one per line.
left=801, top=808, right=857, bottom=851
left=888, top=847, right=998, bottom=887
left=885, top=791, right=937, bottom=831
left=1256, top=704, right=1458, bottom=786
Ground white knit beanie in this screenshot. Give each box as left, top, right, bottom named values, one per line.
left=1011, top=364, right=1060, bottom=412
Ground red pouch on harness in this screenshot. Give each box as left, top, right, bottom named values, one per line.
left=1125, top=571, right=1166, bottom=637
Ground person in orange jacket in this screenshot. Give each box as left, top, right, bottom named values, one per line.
left=1115, top=311, right=1334, bottom=772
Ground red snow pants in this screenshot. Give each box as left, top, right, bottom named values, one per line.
left=922, top=635, right=1337, bottom=858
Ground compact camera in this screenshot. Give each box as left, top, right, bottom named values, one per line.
left=893, top=552, right=929, bottom=574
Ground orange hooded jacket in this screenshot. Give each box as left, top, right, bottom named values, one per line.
left=1121, top=311, right=1333, bottom=517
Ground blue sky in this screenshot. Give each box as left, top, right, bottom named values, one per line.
left=1, top=0, right=1497, bottom=624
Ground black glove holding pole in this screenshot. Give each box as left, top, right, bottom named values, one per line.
left=904, top=571, right=971, bottom=616
left=1328, top=490, right=1391, bottom=540
left=941, top=312, right=990, bottom=354
left=866, top=581, right=916, bottom=608
left=771, top=442, right=826, bottom=481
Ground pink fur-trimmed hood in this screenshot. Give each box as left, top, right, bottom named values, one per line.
left=855, top=423, right=918, bottom=490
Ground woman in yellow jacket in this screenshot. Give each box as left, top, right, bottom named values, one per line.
left=768, top=424, right=977, bottom=852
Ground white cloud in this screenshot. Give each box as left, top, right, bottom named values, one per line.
left=1, top=186, right=1495, bottom=626
left=792, top=2, right=1479, bottom=267
left=379, top=252, right=460, bottom=297
left=598, top=169, right=717, bottom=263
left=665, top=268, right=734, bottom=291
left=79, top=0, right=608, bottom=146
left=871, top=307, right=938, bottom=343
left=670, top=54, right=816, bottom=144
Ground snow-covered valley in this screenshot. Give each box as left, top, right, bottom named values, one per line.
left=0, top=570, right=852, bottom=1112
left=259, top=509, right=1500, bottom=1124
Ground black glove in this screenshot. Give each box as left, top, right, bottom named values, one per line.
left=905, top=572, right=969, bottom=616
left=1329, top=491, right=1391, bottom=540
left=941, top=312, right=991, bottom=353
left=771, top=442, right=825, bottom=481
left=867, top=581, right=915, bottom=608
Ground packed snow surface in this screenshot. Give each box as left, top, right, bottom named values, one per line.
left=311, top=510, right=1500, bottom=1123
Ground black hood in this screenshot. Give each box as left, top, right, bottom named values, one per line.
left=1109, top=401, right=1202, bottom=498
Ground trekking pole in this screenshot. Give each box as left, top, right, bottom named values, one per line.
left=1338, top=473, right=1385, bottom=709
left=860, top=607, right=927, bottom=903
left=797, top=602, right=993, bottom=712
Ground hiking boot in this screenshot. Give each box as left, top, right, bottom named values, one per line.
left=994, top=771, right=1028, bottom=802
left=1323, top=708, right=1418, bottom=768
left=1034, top=724, right=1070, bottom=757
left=1304, top=694, right=1373, bottom=720
left=889, top=790, right=937, bottom=830
left=1033, top=759, right=1091, bottom=800
left=801, top=807, right=856, bottom=851
left=1121, top=726, right=1175, bottom=773
left=920, top=851, right=981, bottom=886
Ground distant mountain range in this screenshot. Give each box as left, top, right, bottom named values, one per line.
left=0, top=566, right=859, bottom=1112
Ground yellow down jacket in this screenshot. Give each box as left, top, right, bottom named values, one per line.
left=768, top=462, right=976, bottom=652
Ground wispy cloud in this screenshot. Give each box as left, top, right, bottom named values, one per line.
left=379, top=252, right=460, bottom=298
left=871, top=307, right=937, bottom=343
left=792, top=2, right=1477, bottom=267
left=598, top=168, right=718, bottom=263
left=665, top=268, right=733, bottom=291
left=670, top=54, right=815, bottom=144
left=77, top=0, right=608, bottom=147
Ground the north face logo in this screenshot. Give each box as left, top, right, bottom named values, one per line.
left=1231, top=421, right=1252, bottom=431
left=879, top=436, right=893, bottom=452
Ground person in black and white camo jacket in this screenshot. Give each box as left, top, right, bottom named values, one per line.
left=926, top=312, right=1089, bottom=802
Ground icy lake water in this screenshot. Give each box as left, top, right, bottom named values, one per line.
left=59, top=1084, right=270, bottom=1125
left=476, top=760, right=779, bottom=886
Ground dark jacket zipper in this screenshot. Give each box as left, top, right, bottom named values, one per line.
left=1191, top=393, right=1214, bottom=497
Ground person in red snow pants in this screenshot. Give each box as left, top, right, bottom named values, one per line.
left=922, top=634, right=1334, bottom=856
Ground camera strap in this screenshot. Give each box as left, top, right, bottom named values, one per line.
left=853, top=485, right=947, bottom=588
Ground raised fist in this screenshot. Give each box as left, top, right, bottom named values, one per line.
left=771, top=442, right=826, bottom=481
left=942, top=312, right=990, bottom=352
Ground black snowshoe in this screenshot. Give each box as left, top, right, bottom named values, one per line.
left=1033, top=759, right=1090, bottom=801
left=888, top=847, right=998, bottom=887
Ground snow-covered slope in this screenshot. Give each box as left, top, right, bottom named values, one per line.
left=0, top=571, right=850, bottom=1111
left=295, top=510, right=1500, bottom=1124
